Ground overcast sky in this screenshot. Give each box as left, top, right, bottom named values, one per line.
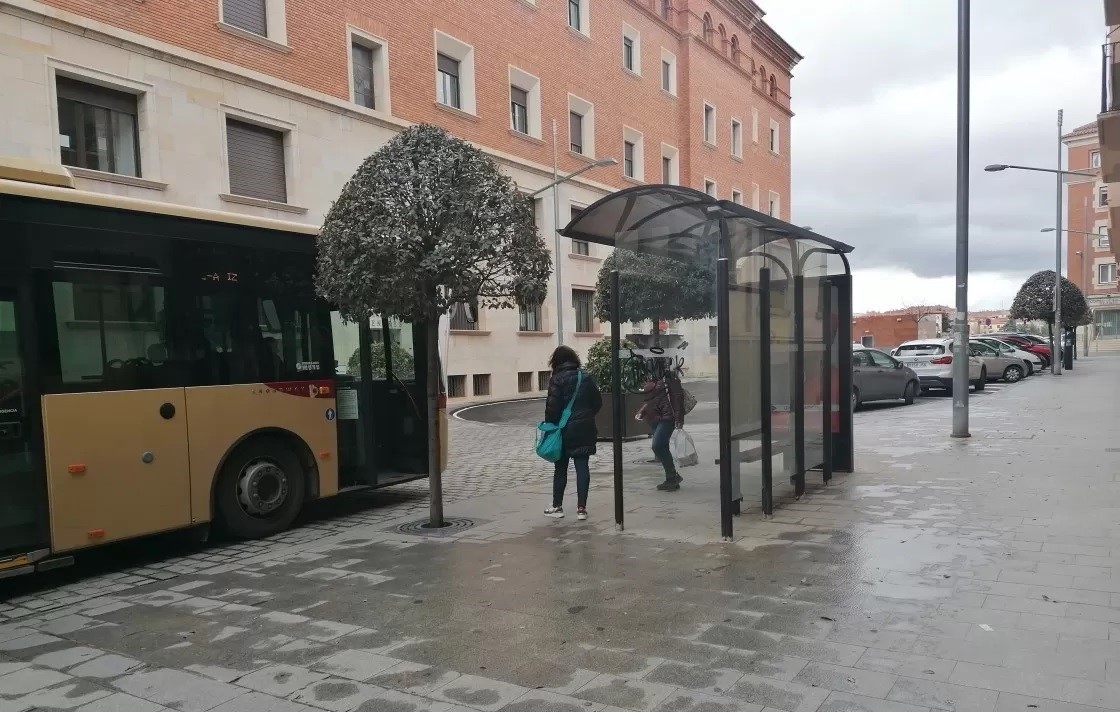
left=764, top=1, right=1103, bottom=312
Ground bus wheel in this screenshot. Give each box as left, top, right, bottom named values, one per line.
left=216, top=437, right=306, bottom=539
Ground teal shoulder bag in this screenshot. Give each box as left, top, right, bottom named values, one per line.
left=535, top=370, right=584, bottom=463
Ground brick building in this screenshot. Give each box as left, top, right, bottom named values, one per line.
left=0, top=0, right=799, bottom=400
left=1062, top=120, right=1120, bottom=343
left=851, top=307, right=948, bottom=352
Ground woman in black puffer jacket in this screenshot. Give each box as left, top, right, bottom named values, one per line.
left=543, top=346, right=602, bottom=521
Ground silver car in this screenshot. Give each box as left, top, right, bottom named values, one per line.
left=968, top=340, right=1029, bottom=383
left=974, top=336, right=1044, bottom=376
left=852, top=346, right=920, bottom=409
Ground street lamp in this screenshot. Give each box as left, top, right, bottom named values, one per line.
left=530, top=152, right=618, bottom=346
left=982, top=144, right=1098, bottom=374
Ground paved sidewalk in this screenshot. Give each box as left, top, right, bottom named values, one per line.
left=1, top=355, right=1120, bottom=711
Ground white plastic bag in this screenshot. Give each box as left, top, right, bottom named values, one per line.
left=670, top=428, right=698, bottom=468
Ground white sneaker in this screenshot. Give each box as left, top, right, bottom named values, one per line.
left=577, top=508, right=588, bottom=521
left=544, top=506, right=564, bottom=518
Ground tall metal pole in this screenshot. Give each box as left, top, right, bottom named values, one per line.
left=951, top=0, right=971, bottom=438
left=552, top=119, right=565, bottom=346
left=1053, top=110, right=1064, bottom=374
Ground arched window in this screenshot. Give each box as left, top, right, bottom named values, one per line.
left=769, top=74, right=777, bottom=97
left=718, top=24, right=727, bottom=51
left=702, top=13, right=714, bottom=44
left=730, top=35, right=740, bottom=64
left=758, top=64, right=766, bottom=91
left=660, top=0, right=671, bottom=21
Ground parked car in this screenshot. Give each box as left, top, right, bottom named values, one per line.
left=892, top=338, right=985, bottom=394
left=988, top=333, right=1051, bottom=367
left=851, top=346, right=920, bottom=409
left=973, top=336, right=1044, bottom=376
left=968, top=340, right=1029, bottom=383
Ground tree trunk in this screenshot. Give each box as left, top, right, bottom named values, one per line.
left=426, top=320, right=444, bottom=528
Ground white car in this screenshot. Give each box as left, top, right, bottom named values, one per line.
left=892, top=338, right=986, bottom=394
left=974, top=336, right=1045, bottom=376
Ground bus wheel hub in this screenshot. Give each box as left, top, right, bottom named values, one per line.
left=238, top=461, right=288, bottom=516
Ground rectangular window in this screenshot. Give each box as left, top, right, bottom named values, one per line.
left=573, top=289, right=594, bottom=333
left=472, top=374, right=491, bottom=396
left=568, top=0, right=581, bottom=31
left=518, top=371, right=533, bottom=393
left=519, top=303, right=542, bottom=331
left=56, top=77, right=140, bottom=178
left=569, top=111, right=583, bottom=153
left=1100, top=226, right=1111, bottom=249
left=770, top=119, right=780, bottom=153
left=1091, top=150, right=1101, bottom=169
left=538, top=370, right=550, bottom=391
left=660, top=49, right=677, bottom=95
left=731, top=189, right=743, bottom=204
left=449, top=302, right=477, bottom=330
left=223, top=0, right=267, bottom=36
left=661, top=144, right=678, bottom=185
left=704, top=179, right=716, bottom=197
left=571, top=240, right=590, bottom=256
left=768, top=191, right=780, bottom=217
left=1100, top=263, right=1118, bottom=284
left=661, top=60, right=671, bottom=91
left=703, top=104, right=715, bottom=144
left=226, top=118, right=286, bottom=203
left=351, top=41, right=376, bottom=109
left=448, top=375, right=466, bottom=398
left=623, top=36, right=635, bottom=71
left=662, top=156, right=672, bottom=183
left=510, top=86, right=529, bottom=134
left=623, top=140, right=636, bottom=177
left=731, top=118, right=743, bottom=157
left=751, top=108, right=759, bottom=143
left=437, top=53, right=461, bottom=109
left=1100, top=185, right=1109, bottom=207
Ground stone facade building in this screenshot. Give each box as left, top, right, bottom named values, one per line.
left=0, top=0, right=799, bottom=400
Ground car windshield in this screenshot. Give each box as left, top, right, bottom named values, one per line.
left=896, top=344, right=945, bottom=356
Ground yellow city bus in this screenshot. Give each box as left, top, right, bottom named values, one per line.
left=0, top=160, right=447, bottom=578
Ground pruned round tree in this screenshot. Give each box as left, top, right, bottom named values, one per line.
left=1008, top=270, right=1092, bottom=343
left=316, top=124, right=551, bottom=526
left=592, top=248, right=716, bottom=344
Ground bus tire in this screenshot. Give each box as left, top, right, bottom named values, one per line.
left=215, top=436, right=307, bottom=540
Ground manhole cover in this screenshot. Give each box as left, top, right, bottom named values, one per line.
left=396, top=517, right=476, bottom=536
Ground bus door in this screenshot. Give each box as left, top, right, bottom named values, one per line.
left=37, top=262, right=192, bottom=552
left=0, top=285, right=50, bottom=569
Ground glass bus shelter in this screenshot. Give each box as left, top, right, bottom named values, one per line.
left=563, top=186, right=854, bottom=539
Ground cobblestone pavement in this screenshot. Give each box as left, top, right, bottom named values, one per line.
left=1, top=357, right=1119, bottom=711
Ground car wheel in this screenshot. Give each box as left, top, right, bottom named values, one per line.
left=973, top=369, right=986, bottom=391
left=852, top=388, right=861, bottom=412
left=903, top=381, right=918, bottom=405
left=1003, top=364, right=1023, bottom=383
left=215, top=436, right=307, bottom=540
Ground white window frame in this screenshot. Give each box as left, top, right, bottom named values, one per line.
left=768, top=190, right=780, bottom=217
left=217, top=0, right=288, bottom=45
left=751, top=107, right=759, bottom=143
left=1099, top=262, right=1118, bottom=285
left=731, top=189, right=743, bottom=204
left=47, top=60, right=161, bottom=187
left=703, top=102, right=716, bottom=145
left=347, top=28, right=391, bottom=115
left=704, top=178, right=717, bottom=197
left=769, top=119, right=780, bottom=154
left=434, top=31, right=476, bottom=115
left=621, top=126, right=644, bottom=181
left=508, top=66, right=542, bottom=139
left=661, top=143, right=679, bottom=184
left=731, top=118, right=743, bottom=158
left=1099, top=224, right=1111, bottom=250
left=1099, top=184, right=1110, bottom=209
left=751, top=183, right=760, bottom=210
left=1091, top=150, right=1101, bottom=169
left=568, top=0, right=590, bottom=35
left=568, top=94, right=596, bottom=158
left=660, top=48, right=677, bottom=95
left=622, top=23, right=641, bottom=75
left=219, top=104, right=301, bottom=210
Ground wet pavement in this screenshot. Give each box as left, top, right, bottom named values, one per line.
left=2, top=356, right=1120, bottom=711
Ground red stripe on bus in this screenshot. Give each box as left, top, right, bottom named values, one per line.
left=262, top=380, right=335, bottom=398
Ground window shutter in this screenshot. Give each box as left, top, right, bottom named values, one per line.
left=511, top=87, right=528, bottom=107
left=226, top=119, right=287, bottom=203
left=223, top=0, right=267, bottom=36
left=437, top=53, right=459, bottom=76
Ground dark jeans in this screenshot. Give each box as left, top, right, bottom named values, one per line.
left=553, top=456, right=590, bottom=509
left=651, top=421, right=679, bottom=481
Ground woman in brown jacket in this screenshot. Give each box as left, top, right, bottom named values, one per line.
left=637, top=372, right=684, bottom=491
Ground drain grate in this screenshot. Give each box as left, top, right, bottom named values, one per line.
left=396, top=517, right=477, bottom=536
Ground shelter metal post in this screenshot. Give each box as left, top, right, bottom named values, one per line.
left=759, top=267, right=773, bottom=517
left=834, top=274, right=855, bottom=473
left=793, top=275, right=806, bottom=498
left=610, top=269, right=624, bottom=531
left=821, top=281, right=833, bottom=484
left=717, top=254, right=733, bottom=540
